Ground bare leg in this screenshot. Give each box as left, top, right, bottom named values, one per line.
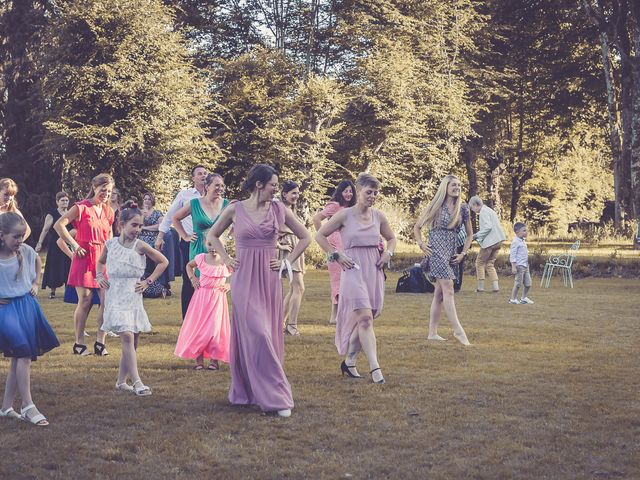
left=344, top=324, right=362, bottom=376
left=285, top=273, right=305, bottom=332
left=510, top=284, right=520, bottom=301
left=16, top=358, right=47, bottom=424
left=428, top=282, right=445, bottom=339
left=195, top=354, right=204, bottom=368
left=119, top=332, right=141, bottom=385
left=438, top=279, right=470, bottom=346
left=522, top=286, right=530, bottom=299
left=74, top=287, right=93, bottom=344
left=352, top=309, right=383, bottom=382
left=329, top=299, right=338, bottom=324
left=2, top=359, right=18, bottom=410
left=95, top=289, right=107, bottom=345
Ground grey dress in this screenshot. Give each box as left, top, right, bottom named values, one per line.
left=424, top=203, right=469, bottom=280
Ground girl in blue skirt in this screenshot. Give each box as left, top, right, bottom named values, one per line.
left=0, top=212, right=59, bottom=426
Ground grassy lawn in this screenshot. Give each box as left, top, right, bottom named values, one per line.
left=1, top=270, right=639, bottom=479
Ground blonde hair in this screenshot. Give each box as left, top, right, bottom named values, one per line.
left=0, top=178, right=19, bottom=213
left=355, top=172, right=380, bottom=190
left=416, top=175, right=463, bottom=229
left=85, top=173, right=115, bottom=200
left=0, top=211, right=27, bottom=279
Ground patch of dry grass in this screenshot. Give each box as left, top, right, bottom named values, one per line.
left=1, top=271, right=639, bottom=479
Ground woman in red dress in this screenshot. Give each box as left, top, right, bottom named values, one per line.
left=54, top=173, right=115, bottom=356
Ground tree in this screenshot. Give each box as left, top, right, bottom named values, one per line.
left=36, top=0, right=217, bottom=205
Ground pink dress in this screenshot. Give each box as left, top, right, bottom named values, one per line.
left=174, top=254, right=231, bottom=363
left=321, top=201, right=344, bottom=304
left=335, top=207, right=385, bottom=355
left=228, top=201, right=293, bottom=411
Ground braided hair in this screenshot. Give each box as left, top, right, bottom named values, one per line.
left=119, top=199, right=142, bottom=225
left=0, top=211, right=27, bottom=280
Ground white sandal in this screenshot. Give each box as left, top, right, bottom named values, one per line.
left=20, top=404, right=49, bottom=426
left=115, top=382, right=134, bottom=392
left=133, top=380, right=152, bottom=397
left=0, top=407, right=20, bottom=420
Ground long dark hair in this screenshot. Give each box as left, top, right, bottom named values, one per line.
left=243, top=164, right=277, bottom=192
left=119, top=199, right=142, bottom=224
left=330, top=180, right=356, bottom=207
left=280, top=180, right=299, bottom=202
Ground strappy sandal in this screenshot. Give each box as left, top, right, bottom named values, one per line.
left=115, top=382, right=134, bottom=392
left=94, top=341, right=109, bottom=356
left=284, top=324, right=300, bottom=336
left=20, top=404, right=49, bottom=427
left=370, top=368, right=386, bottom=385
left=48, top=293, right=56, bottom=299
left=133, top=380, right=152, bottom=397
left=207, top=361, right=219, bottom=371
left=0, top=407, right=21, bottom=420
left=193, top=364, right=204, bottom=371
left=72, top=343, right=92, bottom=356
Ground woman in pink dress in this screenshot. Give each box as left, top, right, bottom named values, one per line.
left=207, top=164, right=311, bottom=418
left=175, top=240, right=231, bottom=370
left=316, top=173, right=396, bottom=384
left=312, top=180, right=356, bottom=324
left=54, top=173, right=114, bottom=356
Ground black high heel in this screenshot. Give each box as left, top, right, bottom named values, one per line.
left=370, top=368, right=385, bottom=384
left=340, top=360, right=363, bottom=378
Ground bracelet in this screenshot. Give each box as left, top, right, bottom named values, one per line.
left=386, top=250, right=394, bottom=257
left=327, top=251, right=340, bottom=262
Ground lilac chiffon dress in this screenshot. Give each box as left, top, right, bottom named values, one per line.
left=335, top=208, right=385, bottom=355
left=229, top=201, right=294, bottom=411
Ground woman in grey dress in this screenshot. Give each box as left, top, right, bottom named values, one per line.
left=413, top=175, right=473, bottom=345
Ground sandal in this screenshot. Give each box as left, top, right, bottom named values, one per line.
left=133, top=380, right=152, bottom=397
left=284, top=324, right=300, bottom=336
left=207, top=361, right=219, bottom=371
left=72, top=343, right=92, bottom=356
left=0, top=407, right=21, bottom=420
left=115, top=382, right=134, bottom=392
left=20, top=404, right=48, bottom=427
left=94, top=341, right=109, bottom=356
left=193, top=364, right=204, bottom=371
left=48, top=293, right=56, bottom=299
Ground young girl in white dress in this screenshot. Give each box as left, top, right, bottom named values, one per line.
left=96, top=201, right=168, bottom=396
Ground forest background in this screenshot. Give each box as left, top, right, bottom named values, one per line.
left=1, top=0, right=639, bottom=241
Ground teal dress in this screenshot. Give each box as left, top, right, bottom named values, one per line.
left=189, top=198, right=229, bottom=274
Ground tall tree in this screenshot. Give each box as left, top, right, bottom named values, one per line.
left=36, top=0, right=218, bottom=205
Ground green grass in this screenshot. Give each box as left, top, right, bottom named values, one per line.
left=1, top=271, right=639, bottom=479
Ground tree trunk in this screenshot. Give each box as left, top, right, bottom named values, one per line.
left=486, top=152, right=506, bottom=219
left=630, top=23, right=640, bottom=218
left=599, top=31, right=625, bottom=226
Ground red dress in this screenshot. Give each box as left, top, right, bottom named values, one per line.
left=67, top=200, right=114, bottom=288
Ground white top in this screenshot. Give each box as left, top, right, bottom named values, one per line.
left=158, top=187, right=203, bottom=236
left=474, top=205, right=507, bottom=249
left=0, top=244, right=37, bottom=298
left=510, top=236, right=529, bottom=267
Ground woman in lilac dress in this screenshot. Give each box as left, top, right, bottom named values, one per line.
left=207, top=164, right=310, bottom=417
left=316, top=173, right=396, bottom=384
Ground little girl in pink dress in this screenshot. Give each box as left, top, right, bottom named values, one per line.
left=174, top=241, right=231, bottom=370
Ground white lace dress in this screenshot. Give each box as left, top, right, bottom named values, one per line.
left=101, top=238, right=151, bottom=334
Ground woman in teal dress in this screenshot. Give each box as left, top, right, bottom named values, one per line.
left=172, top=174, right=229, bottom=274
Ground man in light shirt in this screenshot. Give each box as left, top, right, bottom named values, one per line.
left=469, top=196, right=507, bottom=293
left=155, top=165, right=208, bottom=318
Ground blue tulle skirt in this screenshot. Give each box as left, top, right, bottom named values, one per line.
left=0, top=294, right=60, bottom=360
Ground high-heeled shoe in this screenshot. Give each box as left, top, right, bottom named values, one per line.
left=370, top=368, right=385, bottom=384
left=340, top=360, right=363, bottom=378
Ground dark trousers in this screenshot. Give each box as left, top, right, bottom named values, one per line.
left=179, top=239, right=194, bottom=319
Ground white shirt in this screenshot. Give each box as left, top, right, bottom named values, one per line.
left=0, top=245, right=37, bottom=298
left=510, top=236, right=529, bottom=267
left=158, top=188, right=203, bottom=236
left=474, top=205, right=507, bottom=249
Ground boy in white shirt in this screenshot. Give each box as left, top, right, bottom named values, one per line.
left=509, top=222, right=534, bottom=305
